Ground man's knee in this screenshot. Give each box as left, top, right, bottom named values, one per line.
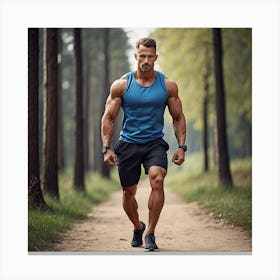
left=149, top=166, right=166, bottom=188
left=122, top=185, right=137, bottom=199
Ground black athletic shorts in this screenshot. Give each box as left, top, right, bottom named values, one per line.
left=114, top=138, right=169, bottom=188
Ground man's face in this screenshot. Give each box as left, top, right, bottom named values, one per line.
left=134, top=44, right=158, bottom=72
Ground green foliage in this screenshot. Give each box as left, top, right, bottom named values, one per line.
left=152, top=28, right=215, bottom=128
left=166, top=155, right=252, bottom=231
left=28, top=171, right=120, bottom=251
left=223, top=28, right=252, bottom=121
left=151, top=28, right=252, bottom=159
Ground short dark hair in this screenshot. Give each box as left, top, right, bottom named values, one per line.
left=136, top=37, right=156, bottom=51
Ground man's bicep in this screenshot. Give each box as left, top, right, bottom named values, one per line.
left=167, top=96, right=183, bottom=120
left=104, top=79, right=124, bottom=119
left=104, top=95, right=122, bottom=121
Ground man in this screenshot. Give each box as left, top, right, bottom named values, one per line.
left=101, top=37, right=187, bottom=252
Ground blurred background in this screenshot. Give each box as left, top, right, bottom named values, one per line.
left=32, top=28, right=251, bottom=175
left=28, top=28, right=252, bottom=250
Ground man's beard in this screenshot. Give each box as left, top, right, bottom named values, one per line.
left=140, top=63, right=152, bottom=72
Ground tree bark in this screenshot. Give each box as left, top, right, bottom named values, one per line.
left=42, top=28, right=59, bottom=198
left=28, top=28, right=46, bottom=208
left=202, top=95, right=209, bottom=172
left=212, top=28, right=233, bottom=187
left=100, top=28, right=110, bottom=178
left=57, top=29, right=64, bottom=170
left=212, top=121, right=218, bottom=167
left=202, top=58, right=210, bottom=172
left=83, top=33, right=90, bottom=171
left=73, top=28, right=85, bottom=190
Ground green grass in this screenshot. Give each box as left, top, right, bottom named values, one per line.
left=28, top=170, right=120, bottom=251
left=166, top=156, right=252, bottom=231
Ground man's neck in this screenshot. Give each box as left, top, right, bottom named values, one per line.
left=135, top=69, right=156, bottom=82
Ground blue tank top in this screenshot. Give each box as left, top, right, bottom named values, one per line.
left=120, top=71, right=168, bottom=143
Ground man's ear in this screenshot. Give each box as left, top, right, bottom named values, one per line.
left=134, top=53, right=137, bottom=60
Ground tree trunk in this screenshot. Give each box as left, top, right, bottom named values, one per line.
left=73, top=28, right=85, bottom=190
left=100, top=29, right=110, bottom=178
left=42, top=28, right=59, bottom=198
left=212, top=121, right=218, bottom=168
left=202, top=58, right=210, bottom=172
left=246, top=120, right=252, bottom=158
left=212, top=28, right=233, bottom=188
left=57, top=29, right=64, bottom=170
left=28, top=28, right=46, bottom=208
left=202, top=95, right=209, bottom=172
left=83, top=33, right=90, bottom=171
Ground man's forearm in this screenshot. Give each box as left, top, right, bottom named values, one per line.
left=101, top=116, right=114, bottom=147
left=173, top=115, right=186, bottom=145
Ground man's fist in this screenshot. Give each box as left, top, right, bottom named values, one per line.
left=172, top=149, right=185, bottom=165
left=104, top=149, right=118, bottom=167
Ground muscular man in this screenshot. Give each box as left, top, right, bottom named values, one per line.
left=101, top=37, right=187, bottom=251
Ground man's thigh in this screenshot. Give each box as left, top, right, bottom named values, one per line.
left=143, top=138, right=169, bottom=174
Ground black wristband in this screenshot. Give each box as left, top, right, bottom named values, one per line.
left=102, top=146, right=110, bottom=154
left=178, top=144, right=187, bottom=152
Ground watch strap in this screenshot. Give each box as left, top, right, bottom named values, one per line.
left=102, top=146, right=110, bottom=154
left=178, top=144, right=187, bottom=152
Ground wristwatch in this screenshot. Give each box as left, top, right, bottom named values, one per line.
left=178, top=144, right=188, bottom=152
left=102, top=146, right=110, bottom=154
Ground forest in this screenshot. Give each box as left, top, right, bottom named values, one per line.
left=28, top=28, right=251, bottom=209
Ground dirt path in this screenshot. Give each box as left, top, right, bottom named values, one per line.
left=49, top=179, right=251, bottom=253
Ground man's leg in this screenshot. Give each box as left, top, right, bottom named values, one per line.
left=146, top=166, right=167, bottom=234
left=122, top=185, right=143, bottom=230
left=123, top=185, right=146, bottom=247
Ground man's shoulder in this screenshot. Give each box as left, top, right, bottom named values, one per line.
left=111, top=74, right=128, bottom=97
left=164, top=76, right=178, bottom=97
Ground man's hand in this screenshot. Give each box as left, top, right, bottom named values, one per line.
left=172, top=149, right=185, bottom=165
left=104, top=149, right=118, bottom=167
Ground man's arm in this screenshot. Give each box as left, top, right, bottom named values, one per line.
left=101, top=78, right=125, bottom=167
left=166, top=79, right=187, bottom=165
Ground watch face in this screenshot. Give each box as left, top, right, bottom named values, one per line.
left=102, top=146, right=109, bottom=154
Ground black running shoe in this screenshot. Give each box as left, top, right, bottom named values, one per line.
left=144, top=233, right=159, bottom=252
left=131, top=221, right=146, bottom=247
